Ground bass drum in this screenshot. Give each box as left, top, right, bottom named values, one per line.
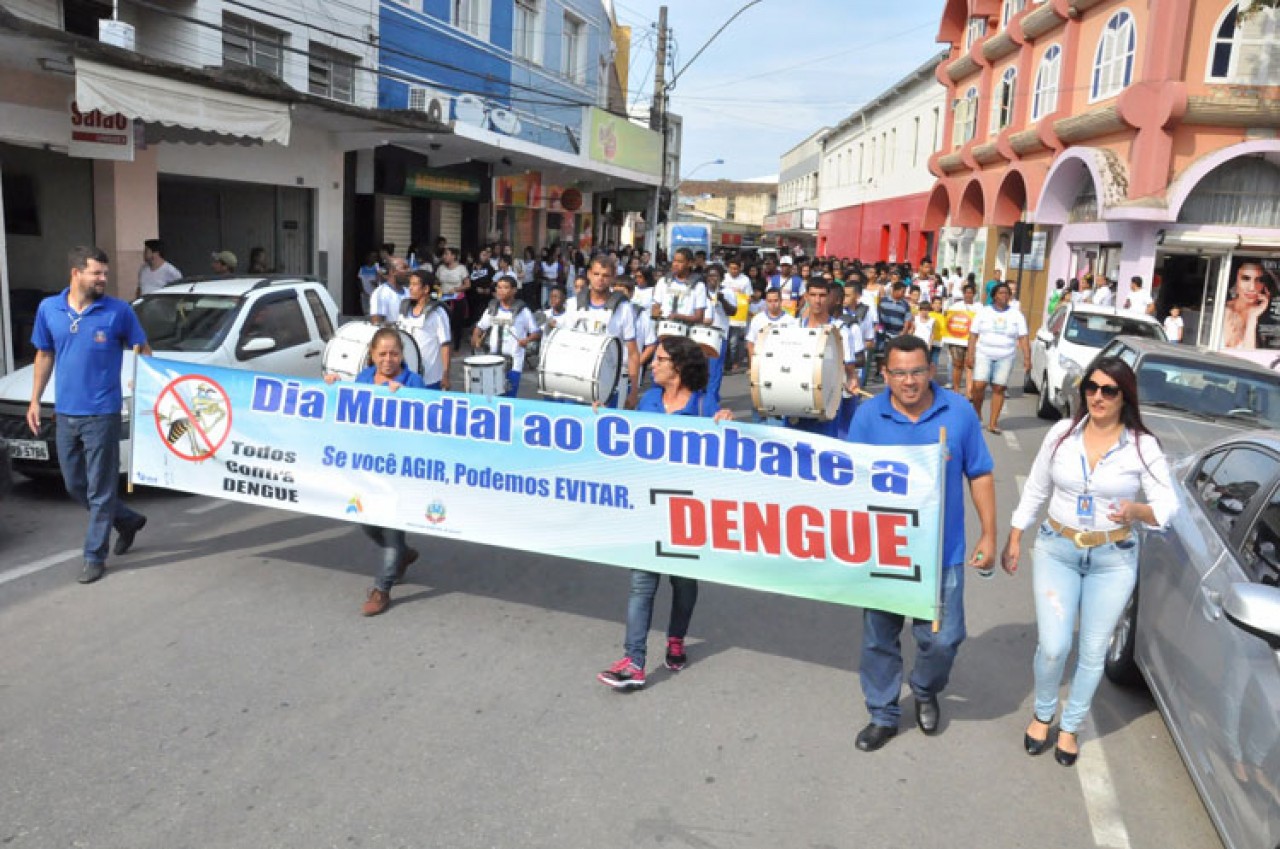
left=322, top=321, right=422, bottom=382
left=689, top=324, right=725, bottom=358
left=537, top=327, right=622, bottom=404
left=750, top=324, right=843, bottom=421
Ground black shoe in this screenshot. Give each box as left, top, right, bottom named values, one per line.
left=1024, top=715, right=1055, bottom=756
left=1055, top=732, right=1079, bottom=767
left=915, top=696, right=941, bottom=735
left=78, top=560, right=106, bottom=584
left=113, top=515, right=147, bottom=556
left=855, top=723, right=898, bottom=752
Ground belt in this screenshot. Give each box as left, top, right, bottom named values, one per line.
left=1048, top=517, right=1131, bottom=549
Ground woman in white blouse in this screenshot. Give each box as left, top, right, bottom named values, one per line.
left=1000, top=356, right=1177, bottom=767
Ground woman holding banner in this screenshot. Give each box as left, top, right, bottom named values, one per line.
left=324, top=327, right=425, bottom=616
left=597, top=335, right=732, bottom=690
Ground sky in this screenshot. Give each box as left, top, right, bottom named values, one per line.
left=613, top=0, right=950, bottom=182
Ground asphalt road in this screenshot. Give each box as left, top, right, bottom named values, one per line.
left=0, top=363, right=1224, bottom=849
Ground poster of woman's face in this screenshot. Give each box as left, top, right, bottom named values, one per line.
left=1222, top=257, right=1280, bottom=351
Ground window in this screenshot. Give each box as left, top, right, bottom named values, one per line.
left=513, top=0, right=542, bottom=64
left=304, top=290, right=335, bottom=342
left=1242, top=486, right=1280, bottom=586
left=953, top=87, right=978, bottom=146
left=991, top=67, right=1017, bottom=134
left=223, top=14, right=285, bottom=78
left=1194, top=447, right=1280, bottom=539
left=1091, top=10, right=1136, bottom=101
left=562, top=13, right=586, bottom=83
left=453, top=0, right=491, bottom=41
left=965, top=16, right=987, bottom=49
left=308, top=45, right=356, bottom=103
left=1002, top=0, right=1027, bottom=28
left=1209, top=2, right=1280, bottom=85
left=1031, top=45, right=1061, bottom=122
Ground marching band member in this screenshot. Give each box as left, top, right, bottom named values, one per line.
left=612, top=274, right=658, bottom=399
left=651, top=248, right=707, bottom=325
left=396, top=269, right=451, bottom=391
left=699, top=264, right=737, bottom=406
left=472, top=277, right=540, bottom=398
left=786, top=277, right=863, bottom=439
left=561, top=256, right=642, bottom=409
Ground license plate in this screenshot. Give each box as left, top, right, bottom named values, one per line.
left=10, top=439, right=49, bottom=461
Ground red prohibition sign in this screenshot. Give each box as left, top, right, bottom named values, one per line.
left=153, top=375, right=233, bottom=461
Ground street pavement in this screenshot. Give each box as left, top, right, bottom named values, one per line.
left=0, top=361, right=1224, bottom=849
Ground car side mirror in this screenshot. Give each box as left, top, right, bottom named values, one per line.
left=1223, top=583, right=1280, bottom=650
left=241, top=336, right=277, bottom=353
left=1036, top=330, right=1053, bottom=345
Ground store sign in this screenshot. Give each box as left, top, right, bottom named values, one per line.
left=68, top=100, right=134, bottom=162
left=586, top=107, right=661, bottom=176
left=494, top=172, right=542, bottom=208
left=1011, top=232, right=1048, bottom=272
left=763, top=209, right=818, bottom=233
left=405, top=168, right=482, bottom=202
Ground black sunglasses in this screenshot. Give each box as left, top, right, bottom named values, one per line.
left=1082, top=380, right=1121, bottom=399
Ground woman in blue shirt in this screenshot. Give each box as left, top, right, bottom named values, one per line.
left=324, top=326, right=425, bottom=616
left=597, top=335, right=732, bottom=689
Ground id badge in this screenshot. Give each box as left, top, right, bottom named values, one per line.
left=1076, top=495, right=1094, bottom=520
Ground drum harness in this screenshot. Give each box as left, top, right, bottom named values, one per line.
left=480, top=297, right=532, bottom=369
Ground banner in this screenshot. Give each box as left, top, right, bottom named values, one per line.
left=131, top=358, right=945, bottom=619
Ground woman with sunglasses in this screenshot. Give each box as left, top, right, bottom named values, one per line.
left=999, top=357, right=1177, bottom=766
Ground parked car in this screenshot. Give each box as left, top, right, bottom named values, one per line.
left=0, top=276, right=339, bottom=477
left=1105, top=432, right=1280, bottom=849
left=1066, top=337, right=1280, bottom=459
left=1028, top=302, right=1165, bottom=419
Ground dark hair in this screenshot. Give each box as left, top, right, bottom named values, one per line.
left=408, top=268, right=435, bottom=289
left=674, top=247, right=695, bottom=262
left=368, top=326, right=404, bottom=356
left=588, top=255, right=616, bottom=276
left=962, top=283, right=976, bottom=294
left=1053, top=356, right=1157, bottom=459
left=69, top=245, right=109, bottom=271
left=632, top=267, right=654, bottom=286
left=883, top=334, right=930, bottom=363
left=805, top=277, right=832, bottom=293
left=991, top=282, right=1011, bottom=300
left=381, top=243, right=396, bottom=255
left=144, top=239, right=164, bottom=254
left=661, top=335, right=709, bottom=392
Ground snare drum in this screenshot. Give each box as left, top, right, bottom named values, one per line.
left=689, top=324, right=725, bottom=358
left=322, top=321, right=422, bottom=382
left=655, top=319, right=690, bottom=339
left=463, top=355, right=509, bottom=396
left=750, top=324, right=843, bottom=420
left=537, top=327, right=622, bottom=404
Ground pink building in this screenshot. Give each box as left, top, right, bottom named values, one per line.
left=927, top=0, right=1280, bottom=356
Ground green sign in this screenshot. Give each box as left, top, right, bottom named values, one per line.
left=404, top=168, right=482, bottom=202
left=587, top=108, right=661, bottom=176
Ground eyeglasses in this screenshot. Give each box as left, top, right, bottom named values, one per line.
left=885, top=367, right=929, bottom=380
left=1082, top=380, right=1121, bottom=399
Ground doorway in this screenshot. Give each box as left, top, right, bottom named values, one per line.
left=1155, top=253, right=1224, bottom=347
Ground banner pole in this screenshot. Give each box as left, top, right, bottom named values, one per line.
left=932, top=426, right=947, bottom=634
left=126, top=346, right=139, bottom=494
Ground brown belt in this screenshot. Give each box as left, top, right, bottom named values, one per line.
left=1048, top=517, right=1131, bottom=549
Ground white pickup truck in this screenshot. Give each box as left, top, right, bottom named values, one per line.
left=0, top=276, right=339, bottom=476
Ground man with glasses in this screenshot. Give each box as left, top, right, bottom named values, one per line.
left=845, top=334, right=996, bottom=752
left=27, top=246, right=152, bottom=584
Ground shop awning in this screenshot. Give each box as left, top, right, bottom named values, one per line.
left=75, top=58, right=291, bottom=145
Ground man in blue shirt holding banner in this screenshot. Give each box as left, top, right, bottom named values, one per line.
left=845, top=333, right=996, bottom=752
left=28, top=246, right=151, bottom=584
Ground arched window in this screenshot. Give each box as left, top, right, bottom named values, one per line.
left=1002, top=0, right=1027, bottom=29
left=1208, top=2, right=1280, bottom=85
left=1091, top=10, right=1136, bottom=101
left=991, top=67, right=1017, bottom=134
left=953, top=86, right=978, bottom=146
left=1032, top=45, right=1062, bottom=121
left=1178, top=157, right=1280, bottom=227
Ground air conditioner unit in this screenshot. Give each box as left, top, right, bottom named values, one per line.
left=407, top=85, right=449, bottom=124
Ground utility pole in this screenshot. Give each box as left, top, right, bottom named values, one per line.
left=644, top=6, right=668, bottom=258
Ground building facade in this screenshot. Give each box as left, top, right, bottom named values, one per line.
left=817, top=52, right=949, bottom=265
left=928, top=0, right=1280, bottom=352
left=766, top=128, right=827, bottom=256
left=676, top=179, right=778, bottom=254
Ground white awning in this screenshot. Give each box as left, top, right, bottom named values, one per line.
left=75, top=58, right=291, bottom=145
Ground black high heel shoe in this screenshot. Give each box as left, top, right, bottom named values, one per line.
left=1055, top=731, right=1079, bottom=767
left=1024, top=715, right=1055, bottom=756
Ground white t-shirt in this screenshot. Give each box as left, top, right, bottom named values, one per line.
left=723, top=273, right=753, bottom=328
left=704, top=285, right=732, bottom=333
left=138, top=261, right=182, bottom=295
left=474, top=303, right=540, bottom=372
left=370, top=283, right=409, bottom=321
left=652, top=276, right=708, bottom=318
left=971, top=305, right=1028, bottom=360
left=435, top=264, right=469, bottom=298
left=562, top=297, right=637, bottom=343
left=911, top=312, right=937, bottom=347
left=397, top=302, right=451, bottom=386
left=746, top=310, right=795, bottom=345
left=1122, top=287, right=1152, bottom=316
left=1164, top=315, right=1184, bottom=342
left=631, top=286, right=655, bottom=310
left=1092, top=285, right=1115, bottom=307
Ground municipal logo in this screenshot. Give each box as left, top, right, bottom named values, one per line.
left=425, top=500, right=447, bottom=525
left=346, top=496, right=364, bottom=515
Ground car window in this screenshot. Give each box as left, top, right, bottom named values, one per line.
left=303, top=290, right=335, bottom=342
left=1047, top=306, right=1069, bottom=336
left=1193, top=447, right=1280, bottom=539
left=134, top=294, right=241, bottom=353
left=1063, top=314, right=1165, bottom=347
left=1241, top=486, right=1280, bottom=587
left=237, top=294, right=308, bottom=359
left=1137, top=358, right=1280, bottom=425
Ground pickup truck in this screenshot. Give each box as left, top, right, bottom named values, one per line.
left=0, top=276, right=339, bottom=477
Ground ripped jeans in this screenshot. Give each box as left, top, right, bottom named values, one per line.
left=1031, top=521, right=1138, bottom=734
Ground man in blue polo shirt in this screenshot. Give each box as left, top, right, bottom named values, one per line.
left=845, top=334, right=996, bottom=752
left=28, top=246, right=151, bottom=584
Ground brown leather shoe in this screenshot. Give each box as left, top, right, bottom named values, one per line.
left=362, top=588, right=390, bottom=616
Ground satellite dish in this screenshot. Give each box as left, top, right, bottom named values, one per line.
left=454, top=94, right=487, bottom=127
left=488, top=108, right=521, bottom=136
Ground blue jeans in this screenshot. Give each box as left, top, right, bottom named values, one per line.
left=56, top=413, right=143, bottom=565
left=362, top=525, right=410, bottom=592
left=727, top=326, right=747, bottom=370
left=624, top=569, right=698, bottom=669
left=861, top=564, right=966, bottom=726
left=1031, top=523, right=1138, bottom=733
left=503, top=370, right=522, bottom=398
left=705, top=341, right=726, bottom=406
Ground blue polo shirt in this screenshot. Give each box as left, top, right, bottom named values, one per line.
left=846, top=382, right=993, bottom=568
left=637, top=386, right=714, bottom=417
left=355, top=365, right=427, bottom=389
left=31, top=290, right=147, bottom=416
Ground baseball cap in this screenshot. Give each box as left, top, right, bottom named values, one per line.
left=780, top=256, right=794, bottom=265
left=212, top=250, right=238, bottom=269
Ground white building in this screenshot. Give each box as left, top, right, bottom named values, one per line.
left=767, top=127, right=827, bottom=255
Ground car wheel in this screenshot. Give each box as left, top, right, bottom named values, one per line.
left=1104, top=586, right=1142, bottom=687
left=1036, top=376, right=1062, bottom=420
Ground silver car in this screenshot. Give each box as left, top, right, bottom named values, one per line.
left=1106, top=433, right=1280, bottom=849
